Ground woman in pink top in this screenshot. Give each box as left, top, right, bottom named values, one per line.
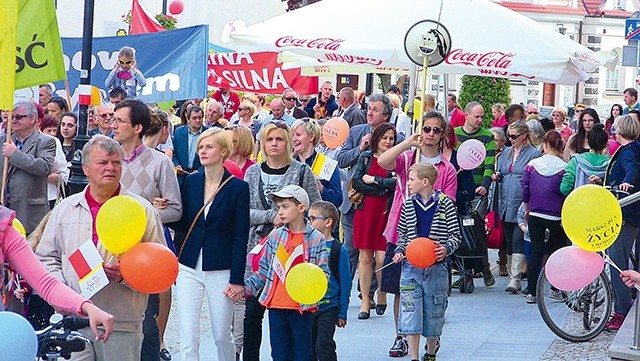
left=377, top=111, right=457, bottom=357
left=0, top=207, right=114, bottom=341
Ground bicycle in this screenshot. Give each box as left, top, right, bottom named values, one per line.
left=36, top=314, right=90, bottom=360
left=536, top=185, right=633, bottom=342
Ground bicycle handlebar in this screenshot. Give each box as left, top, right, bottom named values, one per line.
left=36, top=314, right=90, bottom=360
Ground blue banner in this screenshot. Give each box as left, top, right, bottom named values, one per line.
left=51, top=25, right=208, bottom=108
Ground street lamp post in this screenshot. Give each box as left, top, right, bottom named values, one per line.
left=67, top=0, right=95, bottom=195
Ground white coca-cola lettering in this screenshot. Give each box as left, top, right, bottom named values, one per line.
left=275, top=36, right=344, bottom=51
left=319, top=53, right=382, bottom=66
left=445, top=48, right=514, bottom=70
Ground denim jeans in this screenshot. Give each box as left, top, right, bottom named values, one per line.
left=526, top=216, right=568, bottom=297
left=243, top=295, right=266, bottom=361
left=312, top=307, right=339, bottom=361
left=268, top=309, right=314, bottom=361
left=609, top=224, right=640, bottom=316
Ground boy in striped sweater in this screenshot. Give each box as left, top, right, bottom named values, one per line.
left=392, top=163, right=461, bottom=361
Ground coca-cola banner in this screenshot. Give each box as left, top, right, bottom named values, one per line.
left=208, top=51, right=318, bottom=95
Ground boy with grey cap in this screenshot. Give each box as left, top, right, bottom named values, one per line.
left=244, top=185, right=329, bottom=361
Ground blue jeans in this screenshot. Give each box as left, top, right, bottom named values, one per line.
left=398, top=260, right=449, bottom=338
left=268, top=309, right=314, bottom=361
left=609, top=224, right=640, bottom=316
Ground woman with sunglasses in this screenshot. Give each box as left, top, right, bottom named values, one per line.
left=243, top=121, right=322, bottom=361
left=493, top=121, right=541, bottom=294
left=550, top=107, right=573, bottom=142
left=105, top=46, right=146, bottom=99
left=377, top=111, right=457, bottom=356
left=231, top=100, right=258, bottom=139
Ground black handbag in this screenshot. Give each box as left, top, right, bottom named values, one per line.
left=455, top=202, right=488, bottom=258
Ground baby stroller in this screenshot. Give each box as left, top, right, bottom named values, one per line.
left=452, top=201, right=488, bottom=294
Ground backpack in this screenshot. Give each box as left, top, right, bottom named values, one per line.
left=573, top=155, right=607, bottom=189
left=328, top=239, right=342, bottom=283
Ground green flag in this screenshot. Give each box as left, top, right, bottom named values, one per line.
left=15, top=0, right=66, bottom=89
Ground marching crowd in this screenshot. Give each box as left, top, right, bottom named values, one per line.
left=3, top=48, right=640, bottom=361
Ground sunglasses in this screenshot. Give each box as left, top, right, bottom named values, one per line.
left=12, top=114, right=30, bottom=120
left=283, top=97, right=296, bottom=101
left=422, top=126, right=443, bottom=135
left=528, top=111, right=538, bottom=115
left=273, top=120, right=290, bottom=130
left=98, top=113, right=114, bottom=118
left=508, top=133, right=523, bottom=140
left=308, top=215, right=327, bottom=222
left=237, top=107, right=248, bottom=111
left=119, top=60, right=133, bottom=65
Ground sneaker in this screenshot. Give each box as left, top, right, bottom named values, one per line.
left=422, top=354, right=437, bottom=361
left=389, top=336, right=409, bottom=357
left=525, top=294, right=537, bottom=304
left=548, top=289, right=565, bottom=300
left=605, top=313, right=625, bottom=331
left=424, top=338, right=440, bottom=353
left=483, top=271, right=495, bottom=287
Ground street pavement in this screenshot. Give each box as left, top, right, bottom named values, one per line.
left=164, top=263, right=613, bottom=360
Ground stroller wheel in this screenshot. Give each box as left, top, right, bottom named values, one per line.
left=460, top=272, right=475, bottom=293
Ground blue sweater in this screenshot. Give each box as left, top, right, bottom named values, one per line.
left=318, top=239, right=352, bottom=320
left=605, top=141, right=640, bottom=227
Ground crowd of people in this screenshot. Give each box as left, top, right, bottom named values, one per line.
left=5, top=60, right=640, bottom=361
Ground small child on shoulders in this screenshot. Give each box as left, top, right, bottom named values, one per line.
left=308, top=201, right=352, bottom=361
left=244, top=185, right=329, bottom=361
left=392, top=163, right=461, bottom=361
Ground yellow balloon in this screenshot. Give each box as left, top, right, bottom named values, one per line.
left=12, top=219, right=26, bottom=238
left=96, top=195, right=147, bottom=254
left=285, top=263, right=328, bottom=305
left=561, top=185, right=622, bottom=252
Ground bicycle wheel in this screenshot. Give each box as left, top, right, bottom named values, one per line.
left=537, top=268, right=612, bottom=342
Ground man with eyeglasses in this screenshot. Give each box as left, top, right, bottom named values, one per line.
left=89, top=105, right=116, bottom=138
left=172, top=105, right=206, bottom=187
left=0, top=101, right=56, bottom=234
left=454, top=101, right=497, bottom=287
left=526, top=103, right=539, bottom=116
left=282, top=88, right=308, bottom=119
left=112, top=99, right=181, bottom=361
left=205, top=101, right=225, bottom=129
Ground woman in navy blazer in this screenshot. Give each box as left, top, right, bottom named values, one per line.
left=175, top=127, right=250, bottom=361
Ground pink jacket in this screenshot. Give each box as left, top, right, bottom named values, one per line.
left=383, top=150, right=457, bottom=245
left=0, top=207, right=87, bottom=315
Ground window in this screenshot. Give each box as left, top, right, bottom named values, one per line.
left=605, top=69, right=620, bottom=92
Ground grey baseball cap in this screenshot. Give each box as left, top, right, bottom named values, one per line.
left=268, top=185, right=310, bottom=208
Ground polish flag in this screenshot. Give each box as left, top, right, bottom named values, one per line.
left=130, top=0, right=165, bottom=35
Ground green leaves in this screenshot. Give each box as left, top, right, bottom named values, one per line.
left=459, top=75, right=511, bottom=128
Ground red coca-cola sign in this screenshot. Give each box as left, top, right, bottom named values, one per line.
left=275, top=36, right=345, bottom=51
left=319, top=53, right=383, bottom=66
left=445, top=48, right=515, bottom=69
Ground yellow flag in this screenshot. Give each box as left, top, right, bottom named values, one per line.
left=311, top=152, right=327, bottom=177
left=0, top=0, right=18, bottom=109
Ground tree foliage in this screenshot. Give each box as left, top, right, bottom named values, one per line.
left=459, top=75, right=511, bottom=128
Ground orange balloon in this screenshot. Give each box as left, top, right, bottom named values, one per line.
left=406, top=237, right=437, bottom=268
left=322, top=117, right=349, bottom=149
left=120, top=243, right=178, bottom=294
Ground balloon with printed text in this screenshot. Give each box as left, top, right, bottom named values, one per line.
left=456, top=139, right=487, bottom=170
left=561, top=184, right=622, bottom=252
left=406, top=237, right=437, bottom=268
left=120, top=243, right=179, bottom=294
left=96, top=195, right=147, bottom=254
left=285, top=263, right=328, bottom=304
left=322, top=117, right=349, bottom=150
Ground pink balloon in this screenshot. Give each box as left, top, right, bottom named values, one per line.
left=545, top=246, right=604, bottom=291
left=168, top=0, right=184, bottom=15
left=456, top=139, right=486, bottom=170
left=224, top=159, right=243, bottom=179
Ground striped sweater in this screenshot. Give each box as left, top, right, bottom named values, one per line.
left=454, top=126, right=496, bottom=189
left=394, top=192, right=461, bottom=257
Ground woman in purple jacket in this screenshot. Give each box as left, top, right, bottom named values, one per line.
left=521, top=130, right=569, bottom=304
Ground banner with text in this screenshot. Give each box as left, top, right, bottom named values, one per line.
left=208, top=51, right=318, bottom=95
left=49, top=25, right=208, bottom=109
